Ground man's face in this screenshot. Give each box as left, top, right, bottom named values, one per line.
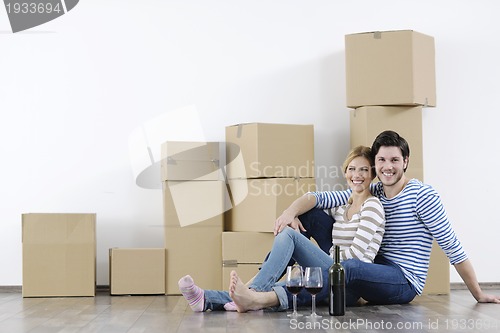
left=374, top=146, right=408, bottom=187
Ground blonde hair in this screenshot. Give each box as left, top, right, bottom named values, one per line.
left=342, top=145, right=375, bottom=204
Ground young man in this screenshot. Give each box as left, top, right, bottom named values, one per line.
left=271, top=130, right=500, bottom=305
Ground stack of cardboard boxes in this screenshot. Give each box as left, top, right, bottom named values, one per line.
left=345, top=30, right=449, bottom=294
left=223, top=123, right=317, bottom=284
left=161, top=141, right=228, bottom=294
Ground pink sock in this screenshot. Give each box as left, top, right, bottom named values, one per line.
left=224, top=301, right=237, bottom=311
left=178, top=275, right=204, bottom=312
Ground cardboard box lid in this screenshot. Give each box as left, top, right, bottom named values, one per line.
left=22, top=213, right=96, bottom=244
left=161, top=141, right=220, bottom=161
left=161, top=141, right=222, bottom=181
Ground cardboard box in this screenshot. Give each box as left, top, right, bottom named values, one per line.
left=222, top=232, right=275, bottom=287
left=422, top=241, right=450, bottom=295
left=162, top=180, right=229, bottom=227
left=22, top=213, right=96, bottom=297
left=165, top=224, right=222, bottom=294
left=345, top=30, right=436, bottom=108
left=225, top=178, right=316, bottom=232
left=109, top=248, right=166, bottom=295
left=350, top=106, right=423, bottom=181
left=225, top=123, right=314, bottom=179
left=349, top=107, right=449, bottom=294
left=222, top=232, right=275, bottom=264
left=161, top=141, right=223, bottom=181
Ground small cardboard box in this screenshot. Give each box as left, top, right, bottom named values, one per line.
left=161, top=141, right=223, bottom=181
left=345, top=30, right=436, bottom=108
left=225, top=123, right=314, bottom=179
left=22, top=213, right=96, bottom=297
left=225, top=178, right=316, bottom=232
left=165, top=224, right=223, bottom=294
left=162, top=180, right=229, bottom=227
left=350, top=106, right=423, bottom=181
left=109, top=248, right=166, bottom=295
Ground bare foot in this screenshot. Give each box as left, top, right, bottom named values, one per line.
left=228, top=271, right=258, bottom=312
left=228, top=270, right=278, bottom=312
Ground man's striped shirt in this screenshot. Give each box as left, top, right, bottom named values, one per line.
left=310, top=179, right=467, bottom=295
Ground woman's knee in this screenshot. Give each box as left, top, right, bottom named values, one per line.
left=341, top=259, right=364, bottom=281
left=275, top=227, right=296, bottom=243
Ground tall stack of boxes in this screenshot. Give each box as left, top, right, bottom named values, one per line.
left=345, top=30, right=449, bottom=294
left=223, top=123, right=316, bottom=283
left=162, top=141, right=227, bottom=294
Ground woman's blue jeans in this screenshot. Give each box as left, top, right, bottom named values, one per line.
left=203, top=208, right=417, bottom=311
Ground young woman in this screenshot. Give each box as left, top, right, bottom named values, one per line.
left=178, top=145, right=385, bottom=312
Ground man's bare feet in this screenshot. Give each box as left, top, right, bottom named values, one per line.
left=228, top=270, right=279, bottom=312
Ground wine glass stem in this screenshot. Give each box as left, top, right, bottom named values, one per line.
left=311, top=295, right=316, bottom=314
left=293, top=294, right=298, bottom=314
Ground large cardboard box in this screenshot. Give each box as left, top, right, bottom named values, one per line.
left=22, top=213, right=96, bottom=297
left=349, top=107, right=449, bottom=295
left=163, top=179, right=225, bottom=294
left=165, top=224, right=223, bottom=294
left=161, top=141, right=223, bottom=181
left=225, top=178, right=316, bottom=232
left=226, top=123, right=314, bottom=179
left=350, top=106, right=423, bottom=181
left=162, top=180, right=229, bottom=227
left=222, top=232, right=275, bottom=287
left=345, top=30, right=436, bottom=108
left=109, top=248, right=166, bottom=295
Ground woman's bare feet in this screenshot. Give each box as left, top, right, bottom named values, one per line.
left=228, top=270, right=279, bottom=312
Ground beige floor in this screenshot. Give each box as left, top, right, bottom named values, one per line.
left=0, top=288, right=499, bottom=332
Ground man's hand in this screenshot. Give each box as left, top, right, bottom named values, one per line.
left=476, top=292, right=500, bottom=304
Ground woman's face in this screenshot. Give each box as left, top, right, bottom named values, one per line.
left=345, top=156, right=373, bottom=194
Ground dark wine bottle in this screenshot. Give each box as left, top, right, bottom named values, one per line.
left=329, top=245, right=345, bottom=316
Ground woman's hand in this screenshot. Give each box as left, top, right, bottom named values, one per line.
left=274, top=211, right=306, bottom=235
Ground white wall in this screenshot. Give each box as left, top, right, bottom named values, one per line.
left=1, top=0, right=499, bottom=286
